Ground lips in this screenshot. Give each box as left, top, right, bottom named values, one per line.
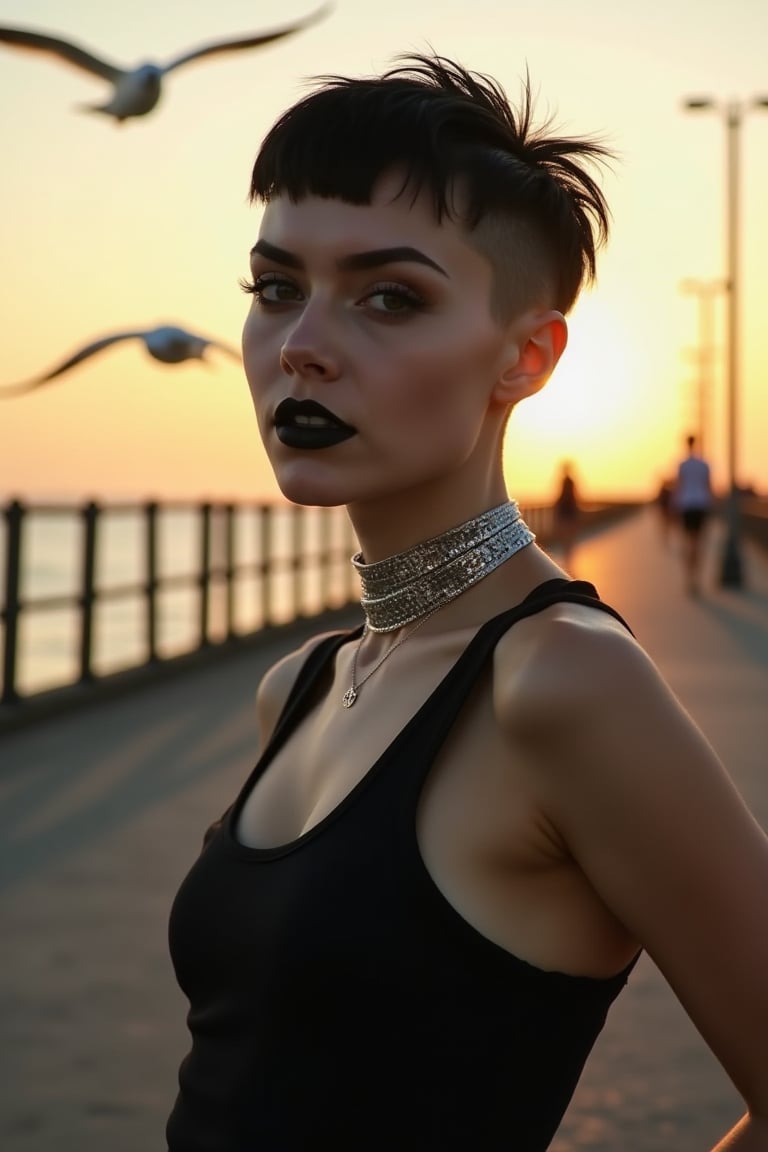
left=273, top=398, right=357, bottom=450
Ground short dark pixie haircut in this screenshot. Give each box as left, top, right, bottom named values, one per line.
left=249, top=54, right=613, bottom=318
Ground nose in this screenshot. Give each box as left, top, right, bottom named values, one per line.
left=279, top=303, right=341, bottom=381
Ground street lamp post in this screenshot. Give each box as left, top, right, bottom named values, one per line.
left=679, top=278, right=724, bottom=458
left=683, top=95, right=768, bottom=588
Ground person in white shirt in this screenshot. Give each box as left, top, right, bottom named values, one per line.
left=674, top=433, right=713, bottom=595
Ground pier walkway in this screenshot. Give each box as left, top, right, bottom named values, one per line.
left=2, top=506, right=768, bottom=1151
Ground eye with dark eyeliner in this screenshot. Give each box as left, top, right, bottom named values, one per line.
left=360, top=282, right=426, bottom=314
left=239, top=272, right=302, bottom=304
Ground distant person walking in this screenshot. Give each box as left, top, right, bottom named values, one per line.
left=673, top=434, right=713, bottom=595
left=553, top=460, right=581, bottom=567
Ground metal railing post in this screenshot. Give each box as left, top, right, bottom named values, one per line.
left=2, top=500, right=24, bottom=704
left=199, top=503, right=212, bottom=645
left=78, top=501, right=99, bottom=682
left=225, top=504, right=236, bottom=638
left=145, top=502, right=159, bottom=662
left=260, top=505, right=273, bottom=627
left=292, top=506, right=304, bottom=619
left=319, top=507, right=332, bottom=609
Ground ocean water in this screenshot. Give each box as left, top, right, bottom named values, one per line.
left=1, top=502, right=358, bottom=698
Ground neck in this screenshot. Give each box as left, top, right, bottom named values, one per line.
left=347, top=474, right=510, bottom=565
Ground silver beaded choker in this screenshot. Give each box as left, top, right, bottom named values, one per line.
left=351, top=501, right=535, bottom=633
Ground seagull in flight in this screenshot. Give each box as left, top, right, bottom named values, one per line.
left=0, top=324, right=241, bottom=397
left=0, top=5, right=331, bottom=122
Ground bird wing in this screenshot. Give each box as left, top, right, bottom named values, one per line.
left=163, top=4, right=331, bottom=72
left=210, top=339, right=242, bottom=361
left=0, top=331, right=145, bottom=397
left=0, top=26, right=124, bottom=82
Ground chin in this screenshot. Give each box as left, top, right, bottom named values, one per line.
left=270, top=447, right=459, bottom=510
left=272, top=465, right=352, bottom=509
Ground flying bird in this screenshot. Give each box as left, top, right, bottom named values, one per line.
left=0, top=324, right=241, bottom=397
left=0, top=5, right=331, bottom=122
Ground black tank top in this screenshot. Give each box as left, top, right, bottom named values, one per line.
left=167, top=579, right=639, bottom=1151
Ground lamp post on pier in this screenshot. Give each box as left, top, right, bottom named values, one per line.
left=679, top=278, right=724, bottom=459
left=682, top=95, right=768, bottom=588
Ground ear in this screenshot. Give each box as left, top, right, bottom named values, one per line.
left=492, top=310, right=568, bottom=406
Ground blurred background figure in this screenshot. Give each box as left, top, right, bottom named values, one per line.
left=0, top=7, right=331, bottom=123
left=552, top=459, right=581, bottom=568
left=0, top=323, right=241, bottom=397
left=673, top=433, right=714, bottom=596
left=655, top=475, right=676, bottom=546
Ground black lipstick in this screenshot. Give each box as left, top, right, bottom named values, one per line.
left=274, top=398, right=357, bottom=450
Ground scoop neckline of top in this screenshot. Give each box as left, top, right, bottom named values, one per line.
left=224, top=620, right=483, bottom=861
left=224, top=579, right=601, bottom=861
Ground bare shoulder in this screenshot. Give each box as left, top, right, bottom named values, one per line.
left=492, top=595, right=701, bottom=792
left=255, top=628, right=352, bottom=751
left=493, top=596, right=654, bottom=736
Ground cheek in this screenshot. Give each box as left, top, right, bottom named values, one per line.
left=240, top=320, right=274, bottom=444
left=241, top=311, right=262, bottom=369
left=389, top=324, right=501, bottom=422
left=241, top=314, right=275, bottom=394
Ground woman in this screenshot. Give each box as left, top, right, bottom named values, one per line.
left=166, top=55, right=768, bottom=1150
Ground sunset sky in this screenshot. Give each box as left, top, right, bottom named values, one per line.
left=1, top=0, right=766, bottom=505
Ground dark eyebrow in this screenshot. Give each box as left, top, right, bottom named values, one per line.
left=337, top=247, right=448, bottom=277
left=250, top=240, right=448, bottom=278
left=250, top=239, right=303, bottom=268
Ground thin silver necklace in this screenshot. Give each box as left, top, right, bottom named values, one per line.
left=341, top=607, right=442, bottom=708
left=342, top=501, right=535, bottom=707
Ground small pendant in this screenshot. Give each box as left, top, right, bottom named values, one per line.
left=342, top=686, right=358, bottom=708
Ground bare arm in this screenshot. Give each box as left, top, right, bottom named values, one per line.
left=512, top=618, right=768, bottom=1148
